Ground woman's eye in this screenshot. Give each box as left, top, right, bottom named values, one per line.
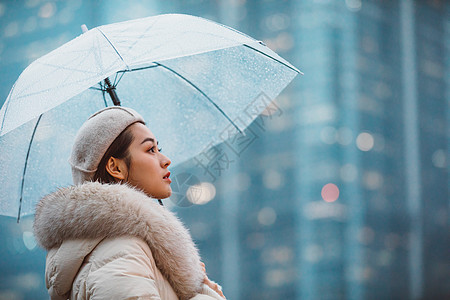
left=148, top=146, right=162, bottom=153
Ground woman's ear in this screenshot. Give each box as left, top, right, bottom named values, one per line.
left=105, top=157, right=127, bottom=181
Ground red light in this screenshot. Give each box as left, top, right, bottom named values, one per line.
left=321, top=183, right=339, bottom=202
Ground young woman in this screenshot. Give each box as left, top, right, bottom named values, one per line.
left=33, top=106, right=225, bottom=300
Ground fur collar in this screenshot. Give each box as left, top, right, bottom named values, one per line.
left=33, top=181, right=203, bottom=300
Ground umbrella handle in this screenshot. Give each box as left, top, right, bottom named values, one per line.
left=104, top=77, right=121, bottom=106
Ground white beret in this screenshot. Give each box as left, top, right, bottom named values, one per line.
left=69, top=106, right=145, bottom=185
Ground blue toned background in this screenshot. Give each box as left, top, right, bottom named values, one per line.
left=0, top=0, right=448, bottom=299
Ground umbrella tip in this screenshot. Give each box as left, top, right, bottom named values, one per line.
left=81, top=24, right=88, bottom=33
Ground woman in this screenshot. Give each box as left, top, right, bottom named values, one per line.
left=33, top=106, right=225, bottom=300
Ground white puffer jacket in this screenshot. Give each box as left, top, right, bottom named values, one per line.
left=33, top=182, right=223, bottom=300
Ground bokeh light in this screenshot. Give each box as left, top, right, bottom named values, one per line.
left=363, top=171, right=383, bottom=190
left=38, top=3, right=56, bottom=19
left=261, top=246, right=294, bottom=265
left=4, top=22, right=19, bottom=38
left=189, top=221, right=211, bottom=241
left=263, top=169, right=283, bottom=190
left=265, top=13, right=290, bottom=32
left=0, top=3, right=5, bottom=17
left=345, top=0, right=362, bottom=11
left=187, top=182, right=216, bottom=205
left=356, top=132, right=374, bottom=151
left=264, top=269, right=292, bottom=287
left=304, top=244, right=324, bottom=262
left=258, top=207, right=277, bottom=226
left=432, top=149, right=446, bottom=168
left=22, top=231, right=37, bottom=251
left=321, top=183, right=340, bottom=202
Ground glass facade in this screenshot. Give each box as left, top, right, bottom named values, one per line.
left=0, top=0, right=448, bottom=299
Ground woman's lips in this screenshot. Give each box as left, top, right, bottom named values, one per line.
left=163, top=171, right=171, bottom=183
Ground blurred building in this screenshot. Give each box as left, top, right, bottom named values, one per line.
left=0, top=0, right=448, bottom=300
left=178, top=1, right=449, bottom=300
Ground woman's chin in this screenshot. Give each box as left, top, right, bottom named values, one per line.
left=164, top=189, right=172, bottom=198
left=156, top=189, right=172, bottom=199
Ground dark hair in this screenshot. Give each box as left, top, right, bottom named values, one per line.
left=93, top=121, right=144, bottom=183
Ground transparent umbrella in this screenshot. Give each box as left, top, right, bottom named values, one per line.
left=0, top=13, right=300, bottom=220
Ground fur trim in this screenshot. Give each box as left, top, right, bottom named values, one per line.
left=33, top=182, right=203, bottom=300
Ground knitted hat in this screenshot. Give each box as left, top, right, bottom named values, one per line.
left=69, top=106, right=145, bottom=185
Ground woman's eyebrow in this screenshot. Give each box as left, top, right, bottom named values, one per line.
left=140, top=137, right=158, bottom=145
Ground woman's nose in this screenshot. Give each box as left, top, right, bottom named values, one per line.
left=160, top=153, right=171, bottom=168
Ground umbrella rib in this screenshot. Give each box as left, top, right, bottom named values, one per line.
left=243, top=44, right=302, bottom=74
left=101, top=87, right=109, bottom=107
left=17, top=114, right=43, bottom=222
left=89, top=86, right=104, bottom=91
left=154, top=62, right=243, bottom=134
left=120, top=64, right=159, bottom=72
left=97, top=28, right=130, bottom=70
left=114, top=71, right=125, bottom=87
left=0, top=83, right=16, bottom=135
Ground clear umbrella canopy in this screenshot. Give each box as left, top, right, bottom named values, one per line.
left=0, top=14, right=300, bottom=218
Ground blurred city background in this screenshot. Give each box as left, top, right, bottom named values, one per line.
left=0, top=0, right=448, bottom=299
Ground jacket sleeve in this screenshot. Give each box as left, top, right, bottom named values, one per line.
left=85, top=237, right=163, bottom=300
left=191, top=283, right=225, bottom=300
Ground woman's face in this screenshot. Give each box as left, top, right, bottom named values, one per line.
left=124, top=122, right=172, bottom=199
